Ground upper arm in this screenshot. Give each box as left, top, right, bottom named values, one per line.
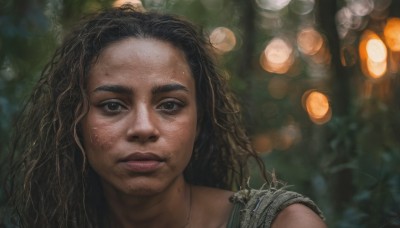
left=271, top=203, right=327, bottom=228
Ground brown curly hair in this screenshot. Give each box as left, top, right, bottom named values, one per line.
left=6, top=5, right=267, bottom=227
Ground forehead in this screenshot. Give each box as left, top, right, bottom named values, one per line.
left=97, top=37, right=188, bottom=67
left=87, top=38, right=194, bottom=90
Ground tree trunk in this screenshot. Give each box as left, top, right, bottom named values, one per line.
left=316, top=0, right=355, bottom=211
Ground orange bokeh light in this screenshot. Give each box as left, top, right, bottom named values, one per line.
left=252, top=134, right=273, bottom=153
left=303, top=90, right=331, bottom=124
left=366, top=38, right=387, bottom=62
left=359, top=30, right=387, bottom=79
left=384, top=17, right=400, bottom=52
left=297, top=27, right=323, bottom=56
left=260, top=38, right=294, bottom=74
left=113, top=0, right=144, bottom=8
left=366, top=58, right=387, bottom=78
left=209, top=27, right=237, bottom=53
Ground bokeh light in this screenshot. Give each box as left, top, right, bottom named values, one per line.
left=252, top=123, right=301, bottom=152
left=260, top=37, right=294, bottom=74
left=336, top=6, right=366, bottom=38
left=252, top=133, right=273, bottom=153
left=275, top=123, right=301, bottom=150
left=309, top=44, right=331, bottom=65
left=366, top=38, right=387, bottom=62
left=384, top=17, right=400, bottom=52
left=257, top=10, right=285, bottom=31
left=209, top=27, right=237, bottom=53
left=374, top=0, right=392, bottom=11
left=388, top=51, right=400, bottom=74
left=297, top=27, right=323, bottom=56
left=289, top=0, right=315, bottom=15
left=113, top=0, right=144, bottom=9
left=255, top=0, right=292, bottom=11
left=303, top=90, right=331, bottom=124
left=346, top=0, right=374, bottom=17
left=366, top=58, right=387, bottom=78
left=0, top=59, right=16, bottom=81
left=359, top=30, right=387, bottom=79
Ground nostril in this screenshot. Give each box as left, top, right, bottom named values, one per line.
left=128, top=133, right=159, bottom=143
left=148, top=135, right=158, bottom=142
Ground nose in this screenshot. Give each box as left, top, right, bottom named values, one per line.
left=127, top=104, right=160, bottom=143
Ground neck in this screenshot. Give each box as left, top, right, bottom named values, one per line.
left=103, top=177, right=192, bottom=228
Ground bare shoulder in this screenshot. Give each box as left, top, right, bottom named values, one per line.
left=190, top=185, right=234, bottom=227
left=271, top=203, right=327, bottom=228
left=191, top=185, right=234, bottom=210
left=192, top=185, right=234, bottom=199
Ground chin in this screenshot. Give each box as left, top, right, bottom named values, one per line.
left=125, top=188, right=162, bottom=196
left=101, top=173, right=185, bottom=197
left=120, top=179, right=172, bottom=196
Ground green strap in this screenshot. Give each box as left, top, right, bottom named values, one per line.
left=226, top=202, right=243, bottom=228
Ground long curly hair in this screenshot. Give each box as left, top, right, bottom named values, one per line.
left=6, top=5, right=268, bottom=227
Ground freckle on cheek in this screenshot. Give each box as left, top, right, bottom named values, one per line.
left=91, top=128, right=114, bottom=151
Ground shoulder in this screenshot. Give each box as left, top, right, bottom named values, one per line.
left=191, top=185, right=234, bottom=228
left=191, top=185, right=234, bottom=203
left=231, top=188, right=326, bottom=228
left=271, top=203, right=327, bottom=228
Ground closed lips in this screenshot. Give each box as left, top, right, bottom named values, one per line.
left=119, top=152, right=164, bottom=162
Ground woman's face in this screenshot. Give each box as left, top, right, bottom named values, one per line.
left=81, top=38, right=197, bottom=196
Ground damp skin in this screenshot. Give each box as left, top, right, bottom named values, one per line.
left=81, top=38, right=198, bottom=197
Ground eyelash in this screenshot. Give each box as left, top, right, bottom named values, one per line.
left=98, top=101, right=126, bottom=114
left=97, top=99, right=185, bottom=115
left=157, top=100, right=185, bottom=114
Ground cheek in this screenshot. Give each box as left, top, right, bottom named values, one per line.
left=171, top=117, right=198, bottom=151
left=89, top=128, right=116, bottom=151
left=82, top=118, right=118, bottom=155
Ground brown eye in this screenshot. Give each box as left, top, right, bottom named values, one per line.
left=105, top=102, right=121, bottom=111
left=158, top=100, right=184, bottom=114
left=99, top=101, right=125, bottom=114
left=161, top=102, right=177, bottom=110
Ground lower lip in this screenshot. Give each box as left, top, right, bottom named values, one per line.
left=120, top=160, right=163, bottom=173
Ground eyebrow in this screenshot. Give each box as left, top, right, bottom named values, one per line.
left=151, top=83, right=189, bottom=95
left=93, top=85, right=133, bottom=95
left=92, top=83, right=189, bottom=95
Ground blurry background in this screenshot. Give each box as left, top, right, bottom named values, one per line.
left=1, top=0, right=400, bottom=227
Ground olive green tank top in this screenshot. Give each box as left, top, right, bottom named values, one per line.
left=227, top=188, right=324, bottom=228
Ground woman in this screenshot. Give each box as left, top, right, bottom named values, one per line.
left=6, top=5, right=326, bottom=228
